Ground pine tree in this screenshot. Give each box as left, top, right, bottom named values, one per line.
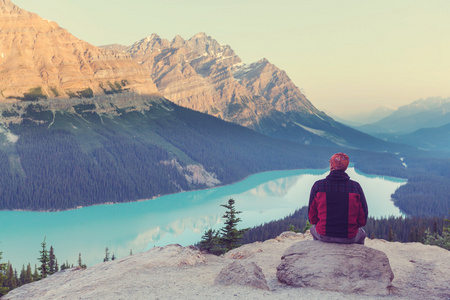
left=25, top=264, right=32, bottom=284
left=19, top=265, right=26, bottom=286
left=103, top=247, right=110, bottom=262
left=78, top=253, right=86, bottom=269
left=6, top=263, right=17, bottom=290
left=198, top=229, right=223, bottom=255
left=0, top=251, right=9, bottom=296
left=37, top=237, right=50, bottom=279
left=48, top=246, right=56, bottom=275
left=219, top=199, right=249, bottom=252
left=302, top=220, right=312, bottom=233
left=32, top=265, right=39, bottom=282
left=388, top=226, right=394, bottom=242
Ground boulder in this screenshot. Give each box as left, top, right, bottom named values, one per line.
left=276, top=240, right=394, bottom=296
left=143, top=244, right=206, bottom=268
left=214, top=261, right=269, bottom=290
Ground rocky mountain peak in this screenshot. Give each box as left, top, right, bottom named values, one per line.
left=171, top=35, right=185, bottom=48
left=1, top=0, right=14, bottom=10
left=0, top=1, right=158, bottom=102
left=124, top=32, right=322, bottom=133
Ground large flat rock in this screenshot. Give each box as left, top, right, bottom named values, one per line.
left=276, top=240, right=394, bottom=296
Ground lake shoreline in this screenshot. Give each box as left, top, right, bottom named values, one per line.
left=1, top=164, right=407, bottom=213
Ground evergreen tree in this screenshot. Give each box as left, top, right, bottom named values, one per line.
left=19, top=265, right=26, bottom=286
left=302, top=220, right=312, bottom=233
left=37, top=238, right=50, bottom=279
left=0, top=251, right=9, bottom=296
left=424, top=213, right=450, bottom=250
left=103, top=247, right=110, bottom=262
left=111, top=253, right=116, bottom=261
left=219, top=199, right=249, bottom=252
left=32, top=265, right=39, bottom=282
left=5, top=263, right=17, bottom=290
left=198, top=229, right=223, bottom=255
left=388, top=226, right=394, bottom=242
left=25, top=264, right=32, bottom=284
left=78, top=253, right=86, bottom=269
left=289, top=224, right=300, bottom=233
left=48, top=246, right=56, bottom=275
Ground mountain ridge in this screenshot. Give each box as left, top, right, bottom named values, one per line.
left=357, top=97, right=450, bottom=135
left=101, top=34, right=404, bottom=152
left=0, top=1, right=158, bottom=101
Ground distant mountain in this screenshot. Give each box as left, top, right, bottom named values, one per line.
left=0, top=0, right=157, bottom=101
left=387, top=123, right=450, bottom=153
left=358, top=97, right=450, bottom=134
left=102, top=34, right=401, bottom=152
left=329, top=106, right=395, bottom=126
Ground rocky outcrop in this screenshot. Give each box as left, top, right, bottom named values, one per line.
left=3, top=232, right=450, bottom=300
left=276, top=240, right=394, bottom=296
left=214, top=261, right=269, bottom=290
left=0, top=0, right=158, bottom=102
left=142, top=244, right=206, bottom=268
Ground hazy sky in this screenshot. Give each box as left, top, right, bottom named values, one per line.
left=13, top=0, right=450, bottom=117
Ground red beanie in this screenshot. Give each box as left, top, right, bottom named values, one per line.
left=330, top=152, right=349, bottom=171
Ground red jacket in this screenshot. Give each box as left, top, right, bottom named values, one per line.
left=308, top=170, right=368, bottom=239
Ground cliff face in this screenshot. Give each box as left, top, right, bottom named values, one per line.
left=124, top=33, right=321, bottom=129
left=0, top=0, right=158, bottom=101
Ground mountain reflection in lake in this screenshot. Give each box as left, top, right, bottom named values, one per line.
left=0, top=167, right=406, bottom=267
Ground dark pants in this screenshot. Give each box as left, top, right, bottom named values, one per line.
left=310, top=225, right=366, bottom=245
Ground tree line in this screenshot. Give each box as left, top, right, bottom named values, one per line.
left=242, top=206, right=449, bottom=249
left=0, top=237, right=124, bottom=296
left=0, top=237, right=80, bottom=297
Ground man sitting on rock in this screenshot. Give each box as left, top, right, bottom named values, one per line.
left=308, top=152, right=368, bottom=245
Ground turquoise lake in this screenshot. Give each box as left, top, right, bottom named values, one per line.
left=0, top=167, right=406, bottom=267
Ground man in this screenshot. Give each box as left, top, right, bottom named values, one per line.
left=308, top=152, right=368, bottom=244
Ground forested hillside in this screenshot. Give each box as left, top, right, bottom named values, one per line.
left=0, top=95, right=336, bottom=211
left=0, top=93, right=448, bottom=216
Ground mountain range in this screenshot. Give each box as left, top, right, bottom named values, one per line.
left=353, top=97, right=450, bottom=152
left=101, top=33, right=408, bottom=152
left=357, top=97, right=450, bottom=135
left=0, top=0, right=447, bottom=215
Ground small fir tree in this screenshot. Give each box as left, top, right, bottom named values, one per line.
left=219, top=199, right=249, bottom=252
left=424, top=215, right=450, bottom=250
left=0, top=251, right=9, bottom=296
left=302, top=220, right=312, bottom=233
left=289, top=224, right=300, bottom=233
left=32, top=265, right=39, bottom=282
left=103, top=247, right=110, bottom=262
left=388, top=226, right=394, bottom=242
left=25, top=264, right=32, bottom=284
left=37, top=237, right=50, bottom=279
left=198, top=229, right=224, bottom=255
left=48, top=246, right=56, bottom=275
left=6, top=263, right=17, bottom=290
